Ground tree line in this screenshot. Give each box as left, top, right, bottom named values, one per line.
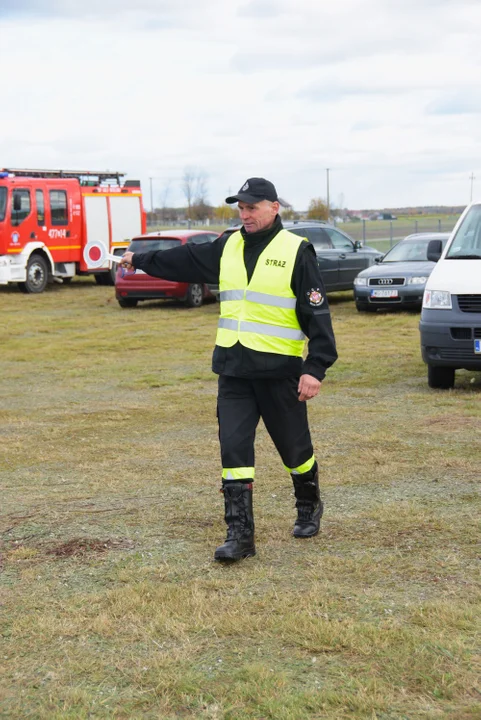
left=149, top=167, right=332, bottom=224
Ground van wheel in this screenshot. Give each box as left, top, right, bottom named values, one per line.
left=18, top=254, right=49, bottom=294
left=428, top=365, right=455, bottom=389
left=185, top=283, right=204, bottom=308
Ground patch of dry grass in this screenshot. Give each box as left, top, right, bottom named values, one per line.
left=0, top=280, right=480, bottom=719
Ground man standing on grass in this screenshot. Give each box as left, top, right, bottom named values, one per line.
left=120, top=178, right=337, bottom=562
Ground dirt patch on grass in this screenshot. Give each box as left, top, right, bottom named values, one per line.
left=422, top=414, right=480, bottom=430
left=46, top=537, right=134, bottom=558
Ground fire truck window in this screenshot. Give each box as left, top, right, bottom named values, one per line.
left=36, top=190, right=45, bottom=225
left=0, top=187, right=6, bottom=222
left=11, top=189, right=31, bottom=227
left=49, top=190, right=68, bottom=226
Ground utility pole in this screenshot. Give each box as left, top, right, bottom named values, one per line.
left=326, top=168, right=330, bottom=220
left=149, top=177, right=154, bottom=213
left=469, top=172, right=476, bottom=203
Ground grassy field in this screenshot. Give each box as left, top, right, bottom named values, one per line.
left=0, top=280, right=480, bottom=719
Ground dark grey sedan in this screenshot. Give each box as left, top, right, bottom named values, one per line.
left=353, top=232, right=450, bottom=312
left=208, top=221, right=383, bottom=297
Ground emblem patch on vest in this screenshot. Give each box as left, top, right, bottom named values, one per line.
left=307, top=288, right=324, bottom=306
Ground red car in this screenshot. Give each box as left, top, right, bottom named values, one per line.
left=115, top=229, right=219, bottom=308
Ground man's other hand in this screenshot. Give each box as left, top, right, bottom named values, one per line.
left=298, top=374, right=321, bottom=402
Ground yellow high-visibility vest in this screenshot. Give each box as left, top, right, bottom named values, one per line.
left=216, top=229, right=307, bottom=356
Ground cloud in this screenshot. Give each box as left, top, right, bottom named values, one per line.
left=1, top=0, right=480, bottom=209
left=0, top=0, right=204, bottom=29
left=237, top=0, right=288, bottom=17
left=427, top=93, right=481, bottom=116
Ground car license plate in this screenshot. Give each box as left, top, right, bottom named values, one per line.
left=370, top=289, right=399, bottom=298
left=475, top=339, right=481, bottom=354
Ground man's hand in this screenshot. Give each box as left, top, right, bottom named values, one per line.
left=298, top=374, right=321, bottom=402
left=120, top=251, right=134, bottom=269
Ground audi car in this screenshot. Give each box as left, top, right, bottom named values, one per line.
left=353, top=232, right=450, bottom=312
left=207, top=221, right=383, bottom=297
left=115, top=230, right=219, bottom=308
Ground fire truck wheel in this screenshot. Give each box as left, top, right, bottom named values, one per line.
left=94, top=273, right=114, bottom=286
left=185, top=283, right=204, bottom=308
left=19, top=254, right=49, bottom=294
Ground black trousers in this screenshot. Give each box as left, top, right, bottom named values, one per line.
left=217, top=375, right=314, bottom=480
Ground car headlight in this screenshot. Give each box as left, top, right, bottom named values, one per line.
left=354, top=277, right=368, bottom=286
left=407, top=276, right=428, bottom=285
left=423, top=289, right=452, bottom=309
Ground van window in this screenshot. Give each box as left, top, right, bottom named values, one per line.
left=11, top=189, right=31, bottom=226
left=0, top=187, right=6, bottom=221
left=49, top=190, right=68, bottom=226
left=36, top=190, right=45, bottom=225
left=446, top=204, right=481, bottom=258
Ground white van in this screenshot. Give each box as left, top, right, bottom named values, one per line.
left=420, top=201, right=481, bottom=389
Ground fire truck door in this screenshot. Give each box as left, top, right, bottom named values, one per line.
left=10, top=187, right=36, bottom=254
left=84, top=196, right=110, bottom=268
left=46, top=188, right=81, bottom=262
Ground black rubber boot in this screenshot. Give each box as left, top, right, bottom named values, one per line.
left=292, top=462, right=324, bottom=538
left=214, top=481, right=256, bottom=561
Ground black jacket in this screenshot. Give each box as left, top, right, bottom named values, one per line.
left=132, top=216, right=338, bottom=381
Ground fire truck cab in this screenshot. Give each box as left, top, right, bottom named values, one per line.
left=0, top=168, right=146, bottom=293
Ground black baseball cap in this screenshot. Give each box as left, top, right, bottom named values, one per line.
left=225, top=177, right=278, bottom=204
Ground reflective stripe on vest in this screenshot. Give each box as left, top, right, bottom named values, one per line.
left=216, top=229, right=307, bottom=357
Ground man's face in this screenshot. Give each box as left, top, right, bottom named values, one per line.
left=238, top=200, right=279, bottom=233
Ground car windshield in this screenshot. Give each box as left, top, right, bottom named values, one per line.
left=446, top=204, right=481, bottom=259
left=382, top=239, right=435, bottom=262
left=129, top=237, right=181, bottom=252
left=0, top=187, right=6, bottom=221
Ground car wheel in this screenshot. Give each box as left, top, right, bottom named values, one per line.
left=185, top=283, right=204, bottom=308
left=427, top=365, right=455, bottom=389
left=118, top=298, right=139, bottom=308
left=356, top=302, right=375, bottom=313
left=18, top=254, right=49, bottom=294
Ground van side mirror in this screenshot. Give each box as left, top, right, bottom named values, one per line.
left=427, top=239, right=443, bottom=262
left=374, top=255, right=384, bottom=263
left=354, top=240, right=362, bottom=250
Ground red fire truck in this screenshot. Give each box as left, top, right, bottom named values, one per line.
left=0, top=168, right=146, bottom=293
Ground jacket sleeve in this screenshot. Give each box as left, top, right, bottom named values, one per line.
left=291, top=243, right=338, bottom=382
left=132, top=236, right=226, bottom=284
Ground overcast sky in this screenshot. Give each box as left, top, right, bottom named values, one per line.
left=1, top=0, right=481, bottom=211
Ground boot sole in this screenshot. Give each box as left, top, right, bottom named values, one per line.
left=214, top=548, right=256, bottom=562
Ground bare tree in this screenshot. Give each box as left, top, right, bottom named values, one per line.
left=159, top=181, right=171, bottom=223
left=194, top=171, right=208, bottom=206
left=182, top=167, right=209, bottom=209
left=182, top=168, right=196, bottom=215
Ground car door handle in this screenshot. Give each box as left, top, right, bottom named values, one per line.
left=338, top=253, right=346, bottom=259
left=30, top=232, right=36, bottom=239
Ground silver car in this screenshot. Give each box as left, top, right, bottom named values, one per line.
left=353, top=233, right=450, bottom=312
